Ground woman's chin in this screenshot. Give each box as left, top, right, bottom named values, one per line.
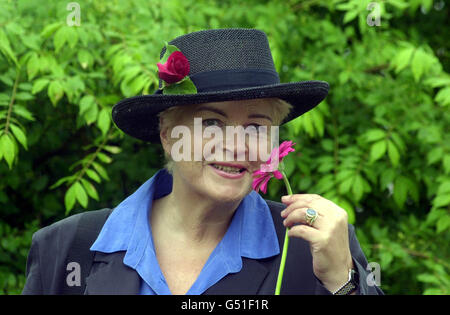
left=205, top=179, right=251, bottom=201
left=214, top=186, right=245, bottom=198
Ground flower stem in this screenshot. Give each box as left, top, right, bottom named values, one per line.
left=275, top=169, right=293, bottom=295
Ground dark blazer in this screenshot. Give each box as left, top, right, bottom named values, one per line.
left=22, top=199, right=383, bottom=295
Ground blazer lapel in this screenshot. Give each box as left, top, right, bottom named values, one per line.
left=84, top=251, right=140, bottom=295
left=203, top=258, right=272, bottom=295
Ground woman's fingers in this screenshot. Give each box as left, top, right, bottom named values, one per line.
left=283, top=207, right=323, bottom=229
left=287, top=224, right=323, bottom=244
left=281, top=194, right=322, bottom=218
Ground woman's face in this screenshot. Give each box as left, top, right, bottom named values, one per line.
left=161, top=99, right=277, bottom=203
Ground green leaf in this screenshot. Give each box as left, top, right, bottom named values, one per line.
left=390, top=132, right=406, bottom=153
left=121, top=65, right=142, bottom=83
left=369, top=140, right=387, bottom=163
left=339, top=176, right=354, bottom=195
left=411, top=49, right=433, bottom=82
left=74, top=181, right=88, bottom=208
left=41, top=22, right=62, bottom=38
left=315, top=173, right=335, bottom=193
left=15, top=92, right=34, bottom=101
left=85, top=169, right=101, bottom=183
left=27, top=53, right=40, bottom=80
left=437, top=181, right=450, bottom=195
left=336, top=169, right=354, bottom=182
left=13, top=105, right=35, bottom=121
left=64, top=183, right=77, bottom=214
left=129, top=75, right=147, bottom=95
left=393, top=175, right=409, bottom=208
left=0, top=142, right=5, bottom=160
left=103, top=145, right=122, bottom=154
left=160, top=41, right=181, bottom=63
left=0, top=93, right=9, bottom=106
left=48, top=81, right=64, bottom=106
left=162, top=77, right=197, bottom=95
left=97, top=152, right=112, bottom=164
left=53, top=26, right=78, bottom=53
left=407, top=179, right=419, bottom=203
left=364, top=129, right=386, bottom=142
left=387, top=0, right=409, bottom=9
left=79, top=95, right=95, bottom=116
left=334, top=197, right=355, bottom=224
left=18, top=82, right=33, bottom=91
left=387, top=140, right=400, bottom=167
left=0, top=29, right=18, bottom=65
left=427, top=146, right=444, bottom=165
left=320, top=139, right=334, bottom=152
left=9, top=124, right=27, bottom=150
left=426, top=208, right=446, bottom=225
left=424, top=75, right=450, bottom=88
left=436, top=215, right=450, bottom=234
left=97, top=108, right=111, bottom=136
left=80, top=178, right=99, bottom=201
left=77, top=49, right=93, bottom=69
left=352, top=174, right=364, bottom=202
left=392, top=47, right=414, bottom=73
left=0, top=75, right=13, bottom=87
left=63, top=76, right=85, bottom=103
left=443, top=155, right=450, bottom=174
left=417, top=273, right=441, bottom=285
left=92, top=161, right=110, bottom=180
left=343, top=10, right=358, bottom=24
left=432, top=194, right=450, bottom=209
left=435, top=87, right=450, bottom=107
left=0, top=133, right=15, bottom=169
left=423, top=288, right=444, bottom=295
left=49, top=176, right=74, bottom=190
left=380, top=251, right=394, bottom=267
left=83, top=101, right=99, bottom=125
left=301, top=113, right=315, bottom=137
left=31, top=78, right=50, bottom=94
left=53, top=27, right=67, bottom=53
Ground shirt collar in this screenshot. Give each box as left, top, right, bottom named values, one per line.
left=90, top=168, right=280, bottom=268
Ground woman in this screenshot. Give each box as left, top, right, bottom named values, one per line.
left=22, top=28, right=383, bottom=295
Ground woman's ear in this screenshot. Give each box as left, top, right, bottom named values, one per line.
left=159, top=117, right=172, bottom=156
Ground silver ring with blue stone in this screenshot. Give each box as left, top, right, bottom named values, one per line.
left=305, top=208, right=318, bottom=226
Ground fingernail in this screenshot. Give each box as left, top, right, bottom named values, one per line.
left=282, top=195, right=290, bottom=201
left=280, top=210, right=285, bottom=217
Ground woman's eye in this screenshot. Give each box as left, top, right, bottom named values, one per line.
left=248, top=123, right=261, bottom=129
left=202, top=119, right=223, bottom=128
left=247, top=123, right=261, bottom=133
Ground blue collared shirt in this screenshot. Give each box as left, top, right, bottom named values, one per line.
left=90, top=168, right=280, bottom=295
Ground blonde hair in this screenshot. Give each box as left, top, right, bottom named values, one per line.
left=158, top=98, right=293, bottom=174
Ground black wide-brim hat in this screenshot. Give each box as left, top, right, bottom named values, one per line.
left=112, top=28, right=329, bottom=143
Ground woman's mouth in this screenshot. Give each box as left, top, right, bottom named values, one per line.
left=208, top=163, right=247, bottom=179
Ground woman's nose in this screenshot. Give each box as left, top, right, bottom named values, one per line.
left=223, top=127, right=249, bottom=162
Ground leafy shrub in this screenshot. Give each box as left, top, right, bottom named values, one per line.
left=0, top=0, right=448, bottom=294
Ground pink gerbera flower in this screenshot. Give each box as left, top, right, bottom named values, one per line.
left=252, top=141, right=296, bottom=194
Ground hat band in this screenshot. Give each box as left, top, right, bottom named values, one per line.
left=155, top=69, right=280, bottom=94
left=191, top=69, right=280, bottom=93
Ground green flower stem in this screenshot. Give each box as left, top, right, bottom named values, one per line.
left=275, top=169, right=293, bottom=295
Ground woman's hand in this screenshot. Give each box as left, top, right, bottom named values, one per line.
left=280, top=194, right=354, bottom=293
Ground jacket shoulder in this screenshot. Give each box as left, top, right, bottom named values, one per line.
left=33, top=208, right=113, bottom=243
left=34, top=211, right=83, bottom=242
left=23, top=208, right=113, bottom=294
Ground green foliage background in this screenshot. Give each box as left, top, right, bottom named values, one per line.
left=0, top=0, right=449, bottom=294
